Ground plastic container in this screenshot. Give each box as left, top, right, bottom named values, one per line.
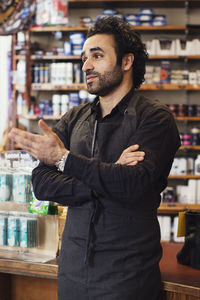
left=195, top=155, right=200, bottom=175
left=0, top=169, right=12, bottom=202
left=191, top=127, right=200, bottom=145
left=0, top=214, right=8, bottom=246
left=7, top=216, right=20, bottom=247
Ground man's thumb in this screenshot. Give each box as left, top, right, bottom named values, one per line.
left=38, top=119, right=53, bottom=136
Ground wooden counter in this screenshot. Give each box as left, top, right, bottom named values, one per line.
left=0, top=243, right=200, bottom=300
left=160, top=242, right=200, bottom=300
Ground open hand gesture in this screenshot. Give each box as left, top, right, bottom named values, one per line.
left=9, top=119, right=68, bottom=165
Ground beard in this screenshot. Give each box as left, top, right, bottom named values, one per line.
left=86, top=64, right=123, bottom=97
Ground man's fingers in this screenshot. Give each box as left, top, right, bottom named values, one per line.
left=38, top=119, right=54, bottom=137
left=125, top=155, right=144, bottom=164
left=123, top=144, right=139, bottom=153
left=11, top=134, right=37, bottom=150
left=9, top=128, right=38, bottom=143
left=125, top=151, right=145, bottom=158
left=128, top=161, right=138, bottom=166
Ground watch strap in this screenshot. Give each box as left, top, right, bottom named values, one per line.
left=55, top=151, right=68, bottom=172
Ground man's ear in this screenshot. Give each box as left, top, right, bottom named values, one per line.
left=122, top=53, right=134, bottom=71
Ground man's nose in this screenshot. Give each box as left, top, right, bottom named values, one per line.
left=82, top=58, right=93, bottom=73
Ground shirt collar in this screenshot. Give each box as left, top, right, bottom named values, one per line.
left=90, top=87, right=134, bottom=116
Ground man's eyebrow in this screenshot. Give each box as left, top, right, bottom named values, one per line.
left=81, top=47, right=104, bottom=58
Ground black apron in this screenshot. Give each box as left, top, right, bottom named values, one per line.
left=58, top=94, right=162, bottom=300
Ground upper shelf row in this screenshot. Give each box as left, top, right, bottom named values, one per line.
left=67, top=0, right=200, bottom=9
left=30, top=25, right=199, bottom=33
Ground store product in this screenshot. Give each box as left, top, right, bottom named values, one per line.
left=35, top=0, right=68, bottom=26
left=0, top=151, right=38, bottom=203
left=0, top=169, right=12, bottom=202
left=177, top=211, right=200, bottom=269
left=19, top=217, right=38, bottom=247
left=7, top=216, right=20, bottom=247
left=16, top=93, right=24, bottom=116
left=12, top=171, right=32, bottom=203
left=160, top=61, right=171, bottom=83
left=195, top=155, right=200, bottom=175
left=28, top=196, right=50, bottom=215
left=0, top=214, right=8, bottom=246
left=0, top=211, right=38, bottom=248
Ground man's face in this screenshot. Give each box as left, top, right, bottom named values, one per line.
left=81, top=34, right=123, bottom=96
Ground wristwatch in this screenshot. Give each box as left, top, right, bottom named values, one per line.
left=55, top=151, right=69, bottom=172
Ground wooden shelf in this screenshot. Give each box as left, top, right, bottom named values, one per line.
left=31, top=82, right=200, bottom=91
left=68, top=0, right=200, bottom=9
left=186, top=84, right=200, bottom=90
left=30, top=26, right=87, bottom=33
left=168, top=174, right=200, bottom=179
left=17, top=115, right=61, bottom=120
left=31, top=83, right=86, bottom=91
left=29, top=83, right=200, bottom=91
left=14, top=55, right=26, bottom=60
left=176, top=116, right=200, bottom=121
left=134, top=25, right=186, bottom=31
left=149, top=55, right=200, bottom=60
left=141, top=83, right=200, bottom=91
left=0, top=255, right=58, bottom=279
left=68, top=0, right=186, bottom=9
left=69, top=0, right=185, bottom=3
left=158, top=202, right=200, bottom=214
left=179, top=145, right=200, bottom=150
left=149, top=55, right=181, bottom=60
left=187, top=55, right=200, bottom=60
left=30, top=54, right=200, bottom=61
left=30, top=25, right=186, bottom=33
left=31, top=55, right=81, bottom=61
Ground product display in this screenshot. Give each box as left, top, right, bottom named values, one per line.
left=146, top=38, right=200, bottom=56
left=0, top=212, right=38, bottom=248
left=35, top=0, right=68, bottom=26
left=0, top=151, right=36, bottom=203
left=145, top=62, right=200, bottom=85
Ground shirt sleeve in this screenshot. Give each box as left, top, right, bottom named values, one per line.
left=63, top=108, right=180, bottom=206
left=32, top=163, right=92, bottom=206
left=31, top=108, right=93, bottom=206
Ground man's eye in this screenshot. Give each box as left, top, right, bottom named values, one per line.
left=94, top=54, right=102, bottom=59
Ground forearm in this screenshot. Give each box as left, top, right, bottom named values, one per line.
left=32, top=163, right=92, bottom=206
left=64, top=151, right=156, bottom=203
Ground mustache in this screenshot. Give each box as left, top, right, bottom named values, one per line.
left=85, top=71, right=100, bottom=77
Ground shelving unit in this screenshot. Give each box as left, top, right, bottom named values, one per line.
left=140, top=83, right=200, bottom=90
left=31, top=83, right=86, bottom=91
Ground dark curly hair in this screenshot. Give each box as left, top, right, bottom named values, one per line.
left=86, top=16, right=148, bottom=89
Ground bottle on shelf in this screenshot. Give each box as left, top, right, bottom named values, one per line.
left=16, top=93, right=23, bottom=116
left=195, top=155, right=200, bottom=175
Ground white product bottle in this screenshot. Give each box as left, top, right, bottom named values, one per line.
left=195, top=155, right=200, bottom=175
left=16, top=93, right=23, bottom=115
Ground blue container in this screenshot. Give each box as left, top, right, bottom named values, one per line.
left=0, top=216, right=8, bottom=246
left=12, top=172, right=32, bottom=203
left=7, top=217, right=20, bottom=247
left=0, top=172, right=12, bottom=202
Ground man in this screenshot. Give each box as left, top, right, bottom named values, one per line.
left=9, top=17, right=180, bottom=300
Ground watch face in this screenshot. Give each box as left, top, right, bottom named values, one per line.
left=0, top=0, right=20, bottom=24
